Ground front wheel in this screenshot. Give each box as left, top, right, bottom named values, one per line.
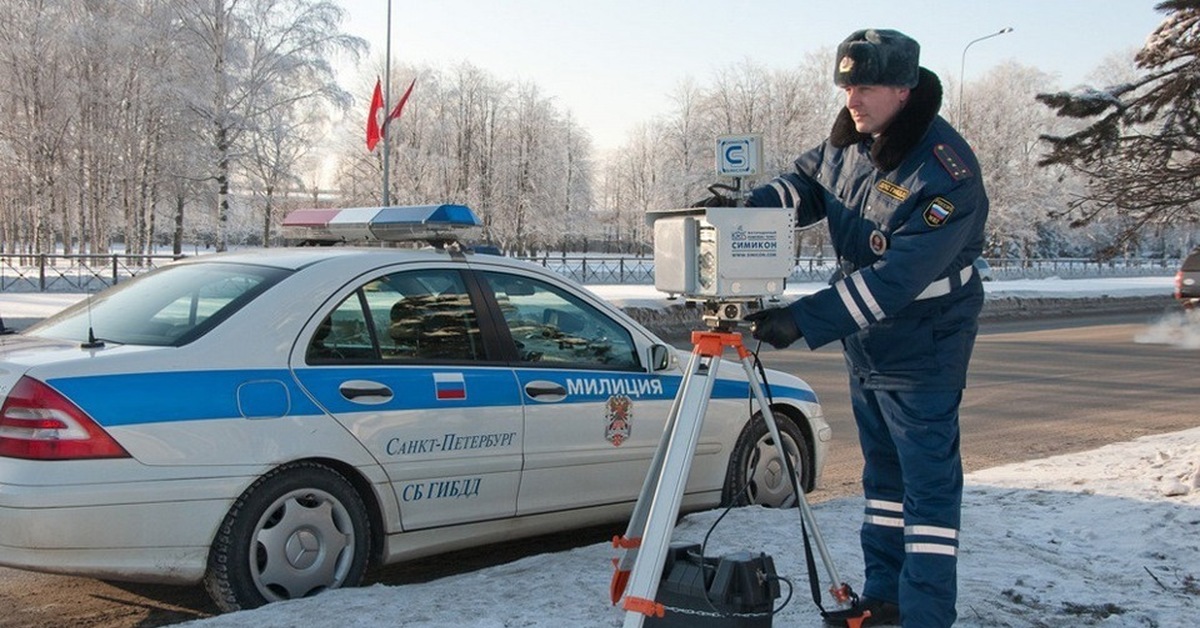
left=723, top=411, right=810, bottom=507
left=204, top=462, right=371, bottom=612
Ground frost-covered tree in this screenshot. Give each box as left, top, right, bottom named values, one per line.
left=963, top=62, right=1063, bottom=258
left=171, top=0, right=364, bottom=251
left=1037, top=0, right=1200, bottom=258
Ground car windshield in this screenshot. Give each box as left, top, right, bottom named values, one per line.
left=27, top=261, right=290, bottom=346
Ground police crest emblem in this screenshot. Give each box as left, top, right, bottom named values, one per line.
left=605, top=395, right=633, bottom=446
left=869, top=229, right=888, bottom=255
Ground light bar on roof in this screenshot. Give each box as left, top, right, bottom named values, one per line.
left=281, top=204, right=482, bottom=244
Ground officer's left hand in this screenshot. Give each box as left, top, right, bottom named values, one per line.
left=690, top=183, right=745, bottom=208
left=743, top=307, right=802, bottom=349
left=690, top=190, right=738, bottom=207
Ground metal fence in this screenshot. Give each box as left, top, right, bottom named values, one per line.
left=0, top=252, right=1181, bottom=293
left=0, top=254, right=184, bottom=292
left=519, top=255, right=1182, bottom=285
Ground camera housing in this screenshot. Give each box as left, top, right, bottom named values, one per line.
left=649, top=206, right=795, bottom=302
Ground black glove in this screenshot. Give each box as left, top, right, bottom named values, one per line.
left=690, top=183, right=741, bottom=208
left=743, top=307, right=802, bottom=349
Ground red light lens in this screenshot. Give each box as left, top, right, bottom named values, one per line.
left=0, top=376, right=130, bottom=460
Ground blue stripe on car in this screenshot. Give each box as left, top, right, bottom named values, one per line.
left=46, top=367, right=816, bottom=427
left=47, top=370, right=323, bottom=427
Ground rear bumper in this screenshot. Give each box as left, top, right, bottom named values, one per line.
left=0, top=460, right=252, bottom=583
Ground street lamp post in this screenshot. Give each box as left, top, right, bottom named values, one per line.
left=958, top=27, right=1014, bottom=127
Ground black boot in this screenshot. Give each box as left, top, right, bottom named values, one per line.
left=822, top=597, right=901, bottom=627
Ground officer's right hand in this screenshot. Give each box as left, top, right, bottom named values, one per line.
left=744, top=307, right=802, bottom=349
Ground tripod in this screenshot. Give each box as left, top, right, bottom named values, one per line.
left=609, top=322, right=852, bottom=627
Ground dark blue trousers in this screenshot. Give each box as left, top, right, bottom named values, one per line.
left=850, top=378, right=963, bottom=628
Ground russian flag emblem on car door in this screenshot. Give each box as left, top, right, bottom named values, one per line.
left=434, top=372, right=466, bottom=400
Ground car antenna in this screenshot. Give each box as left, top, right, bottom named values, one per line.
left=81, top=291, right=104, bottom=349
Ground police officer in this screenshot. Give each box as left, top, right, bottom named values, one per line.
left=739, top=29, right=988, bottom=627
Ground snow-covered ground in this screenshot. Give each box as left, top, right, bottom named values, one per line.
left=3, top=275, right=1196, bottom=626
left=172, top=427, right=1200, bottom=627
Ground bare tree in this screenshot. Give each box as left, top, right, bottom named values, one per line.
left=244, top=96, right=323, bottom=246
left=0, top=1, right=74, bottom=255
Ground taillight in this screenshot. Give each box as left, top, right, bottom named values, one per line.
left=0, top=376, right=130, bottom=460
left=1176, top=270, right=1184, bottom=299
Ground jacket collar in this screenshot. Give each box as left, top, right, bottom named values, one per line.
left=829, top=68, right=943, bottom=172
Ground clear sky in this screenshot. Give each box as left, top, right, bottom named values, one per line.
left=337, top=1, right=1166, bottom=152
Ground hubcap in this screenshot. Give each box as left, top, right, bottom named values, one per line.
left=747, top=433, right=800, bottom=507
left=250, top=488, right=356, bottom=601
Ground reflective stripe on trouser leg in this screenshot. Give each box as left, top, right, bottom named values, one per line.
left=849, top=378, right=904, bottom=606
left=877, top=387, right=964, bottom=628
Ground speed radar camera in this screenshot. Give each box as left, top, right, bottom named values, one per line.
left=647, top=133, right=795, bottom=326
left=647, top=205, right=795, bottom=324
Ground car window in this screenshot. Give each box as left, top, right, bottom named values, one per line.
left=307, top=268, right=483, bottom=363
left=1183, top=250, right=1200, bottom=272
left=28, top=262, right=287, bottom=346
left=480, top=271, right=640, bottom=370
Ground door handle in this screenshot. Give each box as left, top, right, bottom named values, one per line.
left=339, top=380, right=394, bottom=404
left=524, top=380, right=567, bottom=403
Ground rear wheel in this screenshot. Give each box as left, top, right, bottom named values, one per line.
left=204, top=462, right=371, bottom=612
left=724, top=411, right=810, bottom=507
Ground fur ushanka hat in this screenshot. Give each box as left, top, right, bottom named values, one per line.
left=834, top=29, right=920, bottom=88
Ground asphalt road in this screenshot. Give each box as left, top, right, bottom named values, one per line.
left=0, top=310, right=1196, bottom=627
left=755, top=310, right=1200, bottom=500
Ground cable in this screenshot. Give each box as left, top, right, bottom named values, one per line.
left=769, top=574, right=795, bottom=614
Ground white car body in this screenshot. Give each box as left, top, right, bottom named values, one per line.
left=0, top=243, right=829, bottom=611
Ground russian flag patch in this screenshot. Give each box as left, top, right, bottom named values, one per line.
left=923, top=197, right=955, bottom=227
left=434, top=372, right=466, bottom=400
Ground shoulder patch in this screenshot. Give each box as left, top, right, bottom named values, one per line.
left=874, top=179, right=910, bottom=202
left=923, top=197, right=955, bottom=227
left=933, top=144, right=972, bottom=181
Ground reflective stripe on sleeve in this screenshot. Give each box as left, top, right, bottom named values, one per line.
left=850, top=272, right=885, bottom=322
left=836, top=280, right=869, bottom=329
left=777, top=177, right=802, bottom=209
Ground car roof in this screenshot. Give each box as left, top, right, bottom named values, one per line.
left=170, top=246, right=514, bottom=272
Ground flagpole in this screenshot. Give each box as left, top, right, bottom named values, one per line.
left=381, top=0, right=392, bottom=206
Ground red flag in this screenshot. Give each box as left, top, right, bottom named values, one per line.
left=365, top=78, right=384, bottom=151
left=385, top=78, right=416, bottom=128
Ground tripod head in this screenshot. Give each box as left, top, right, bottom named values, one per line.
left=696, top=298, right=755, bottom=333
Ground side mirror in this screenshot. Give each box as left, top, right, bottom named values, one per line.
left=647, top=344, right=674, bottom=372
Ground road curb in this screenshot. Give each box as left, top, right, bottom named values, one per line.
left=625, top=295, right=1179, bottom=340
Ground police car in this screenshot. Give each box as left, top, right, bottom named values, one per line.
left=0, top=205, right=829, bottom=612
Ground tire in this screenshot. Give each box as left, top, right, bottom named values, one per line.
left=723, top=411, right=810, bottom=508
left=204, top=462, right=371, bottom=612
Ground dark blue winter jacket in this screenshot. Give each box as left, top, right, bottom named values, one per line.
left=748, top=68, right=988, bottom=390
